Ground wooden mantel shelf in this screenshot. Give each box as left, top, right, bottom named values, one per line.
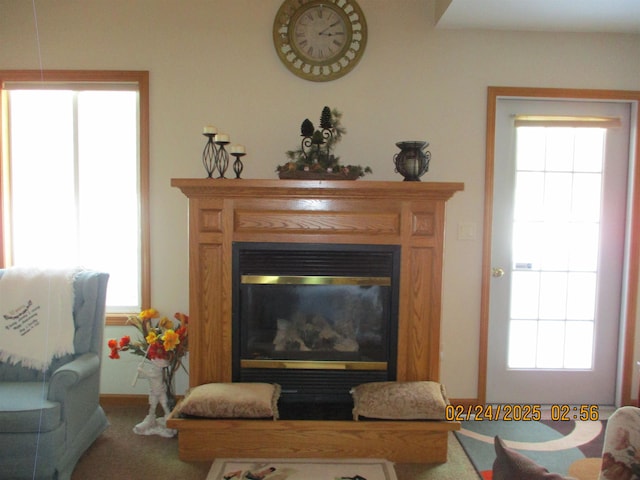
left=169, top=178, right=464, bottom=463
left=171, top=178, right=464, bottom=201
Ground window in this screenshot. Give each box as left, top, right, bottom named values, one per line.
left=508, top=125, right=606, bottom=369
left=0, top=71, right=149, bottom=324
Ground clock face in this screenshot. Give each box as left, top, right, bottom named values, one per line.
left=274, top=0, right=367, bottom=82
left=291, top=4, right=349, bottom=62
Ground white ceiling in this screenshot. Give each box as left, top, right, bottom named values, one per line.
left=435, top=0, right=640, bottom=34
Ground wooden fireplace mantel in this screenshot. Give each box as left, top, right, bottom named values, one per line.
left=169, top=178, right=464, bottom=463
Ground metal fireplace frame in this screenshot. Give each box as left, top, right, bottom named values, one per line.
left=231, top=242, right=400, bottom=410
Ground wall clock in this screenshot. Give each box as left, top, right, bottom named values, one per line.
left=273, top=0, right=367, bottom=82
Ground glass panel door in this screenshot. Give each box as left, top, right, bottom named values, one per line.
left=487, top=99, right=631, bottom=404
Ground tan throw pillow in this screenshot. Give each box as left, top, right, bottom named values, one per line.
left=175, top=382, right=281, bottom=419
left=350, top=381, right=448, bottom=420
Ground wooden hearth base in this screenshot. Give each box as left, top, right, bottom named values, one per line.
left=166, top=416, right=460, bottom=463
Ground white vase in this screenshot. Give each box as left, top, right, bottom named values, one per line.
left=133, top=358, right=177, bottom=438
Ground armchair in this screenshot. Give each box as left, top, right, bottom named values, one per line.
left=0, top=269, right=109, bottom=480
left=599, top=405, right=640, bottom=479
left=491, top=406, right=640, bottom=480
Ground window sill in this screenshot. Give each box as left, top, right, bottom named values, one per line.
left=106, top=313, right=134, bottom=326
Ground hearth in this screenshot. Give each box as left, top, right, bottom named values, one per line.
left=232, top=242, right=400, bottom=414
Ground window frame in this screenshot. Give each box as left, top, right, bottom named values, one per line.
left=0, top=70, right=150, bottom=325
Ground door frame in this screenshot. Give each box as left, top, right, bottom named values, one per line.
left=479, top=86, right=640, bottom=406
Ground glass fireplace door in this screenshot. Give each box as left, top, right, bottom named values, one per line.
left=232, top=242, right=400, bottom=406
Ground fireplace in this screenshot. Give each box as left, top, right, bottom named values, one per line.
left=232, top=242, right=400, bottom=416
left=169, top=179, right=463, bottom=462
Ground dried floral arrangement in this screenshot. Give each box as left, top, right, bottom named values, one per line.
left=276, top=106, right=372, bottom=179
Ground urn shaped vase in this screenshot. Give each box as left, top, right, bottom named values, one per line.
left=393, top=141, right=431, bottom=181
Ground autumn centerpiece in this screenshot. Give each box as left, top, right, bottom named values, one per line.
left=276, top=106, right=372, bottom=180
left=107, top=308, right=188, bottom=437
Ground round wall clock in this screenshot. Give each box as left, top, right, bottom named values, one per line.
left=273, top=0, right=368, bottom=82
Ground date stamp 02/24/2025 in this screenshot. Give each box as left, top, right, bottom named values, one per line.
left=445, top=404, right=600, bottom=422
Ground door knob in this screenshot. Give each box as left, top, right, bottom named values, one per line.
left=492, top=267, right=505, bottom=278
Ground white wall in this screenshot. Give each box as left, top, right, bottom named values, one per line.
left=1, top=0, right=639, bottom=399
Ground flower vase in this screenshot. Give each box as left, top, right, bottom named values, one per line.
left=133, top=358, right=177, bottom=438
left=162, top=364, right=177, bottom=412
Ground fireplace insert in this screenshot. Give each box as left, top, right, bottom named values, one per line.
left=232, top=242, right=400, bottom=416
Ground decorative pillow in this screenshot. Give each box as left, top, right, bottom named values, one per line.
left=350, top=381, right=448, bottom=420
left=175, top=382, right=281, bottom=419
left=493, top=436, right=576, bottom=480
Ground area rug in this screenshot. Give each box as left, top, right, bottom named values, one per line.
left=207, top=458, right=398, bottom=480
left=455, top=419, right=606, bottom=479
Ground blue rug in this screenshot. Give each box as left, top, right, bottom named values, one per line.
left=455, top=419, right=606, bottom=479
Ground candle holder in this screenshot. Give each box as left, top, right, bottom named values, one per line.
left=231, top=152, right=246, bottom=179
left=202, top=133, right=218, bottom=178
left=215, top=139, right=230, bottom=178
left=301, top=126, right=333, bottom=164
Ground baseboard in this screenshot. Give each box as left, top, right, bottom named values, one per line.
left=100, top=393, right=185, bottom=407
left=449, top=398, right=481, bottom=408
left=100, top=394, right=151, bottom=406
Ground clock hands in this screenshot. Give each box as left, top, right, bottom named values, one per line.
left=318, top=21, right=342, bottom=36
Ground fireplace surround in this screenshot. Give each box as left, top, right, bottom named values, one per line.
left=168, top=178, right=463, bottom=462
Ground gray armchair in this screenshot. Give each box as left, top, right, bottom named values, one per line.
left=0, top=269, right=109, bottom=480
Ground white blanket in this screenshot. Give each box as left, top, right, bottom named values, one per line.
left=0, top=267, right=78, bottom=370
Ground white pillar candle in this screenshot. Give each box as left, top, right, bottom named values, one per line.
left=203, top=125, right=218, bottom=135
left=215, top=133, right=230, bottom=143
left=230, top=145, right=245, bottom=154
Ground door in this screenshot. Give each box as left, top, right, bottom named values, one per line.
left=486, top=98, right=632, bottom=404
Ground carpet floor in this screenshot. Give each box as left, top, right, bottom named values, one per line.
left=456, top=417, right=607, bottom=479
left=71, top=404, right=479, bottom=479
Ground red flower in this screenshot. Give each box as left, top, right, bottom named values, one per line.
left=176, top=325, right=187, bottom=339
left=174, top=312, right=189, bottom=325
left=107, top=309, right=188, bottom=383
left=147, top=341, right=167, bottom=360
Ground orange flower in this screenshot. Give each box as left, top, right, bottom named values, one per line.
left=108, top=308, right=188, bottom=370
left=158, top=316, right=174, bottom=330
left=146, top=331, right=158, bottom=345
left=162, top=329, right=180, bottom=351
left=139, top=308, right=159, bottom=320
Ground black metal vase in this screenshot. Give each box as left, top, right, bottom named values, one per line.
left=393, top=141, right=431, bottom=181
